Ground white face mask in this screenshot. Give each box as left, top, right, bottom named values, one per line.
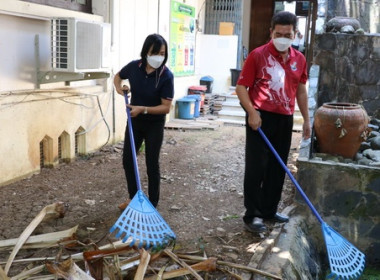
left=147, top=55, right=165, bottom=69
left=273, top=37, right=293, bottom=52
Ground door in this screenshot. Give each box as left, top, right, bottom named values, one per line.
left=248, top=0, right=274, bottom=52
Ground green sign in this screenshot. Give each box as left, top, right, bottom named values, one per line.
left=170, top=0, right=196, bottom=76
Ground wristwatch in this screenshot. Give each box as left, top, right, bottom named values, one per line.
left=143, top=107, right=148, bottom=114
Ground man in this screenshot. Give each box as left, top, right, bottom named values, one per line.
left=236, top=11, right=311, bottom=233
left=291, top=30, right=304, bottom=50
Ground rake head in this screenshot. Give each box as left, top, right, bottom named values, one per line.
left=110, top=190, right=176, bottom=249
left=322, top=223, right=365, bottom=280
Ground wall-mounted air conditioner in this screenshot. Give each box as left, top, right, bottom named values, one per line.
left=51, top=18, right=111, bottom=72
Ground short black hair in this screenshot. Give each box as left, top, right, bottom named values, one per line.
left=271, top=11, right=298, bottom=31
left=140, top=34, right=168, bottom=67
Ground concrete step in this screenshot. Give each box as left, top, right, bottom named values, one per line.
left=223, top=100, right=241, bottom=107
left=217, top=93, right=304, bottom=131
left=217, top=119, right=303, bottom=130
left=224, top=95, right=240, bottom=102
left=217, top=114, right=245, bottom=122
left=218, top=118, right=245, bottom=126
left=218, top=109, right=246, bottom=117
left=217, top=93, right=239, bottom=101
left=294, top=114, right=303, bottom=124
left=221, top=103, right=244, bottom=112
left=293, top=102, right=304, bottom=130
left=217, top=108, right=245, bottom=126
left=293, top=106, right=303, bottom=131
left=218, top=93, right=246, bottom=126
left=228, top=86, right=237, bottom=92
left=293, top=124, right=302, bottom=131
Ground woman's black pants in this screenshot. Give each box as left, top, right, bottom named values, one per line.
left=123, top=118, right=165, bottom=207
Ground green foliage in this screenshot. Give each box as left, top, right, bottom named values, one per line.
left=197, top=237, right=206, bottom=253
left=222, top=214, right=240, bottom=221
left=139, top=141, right=145, bottom=153
left=326, top=266, right=380, bottom=280
left=361, top=266, right=380, bottom=280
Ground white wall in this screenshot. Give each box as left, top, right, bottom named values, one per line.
left=196, top=34, right=238, bottom=93
left=0, top=1, right=116, bottom=186
left=113, top=0, right=202, bottom=118
left=114, top=0, right=159, bottom=71
left=0, top=14, right=49, bottom=91
left=0, top=0, right=206, bottom=186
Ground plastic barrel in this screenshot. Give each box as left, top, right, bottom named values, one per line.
left=177, top=98, right=195, bottom=119
left=230, top=69, right=241, bottom=86
left=188, top=85, right=207, bottom=108
left=200, top=76, right=214, bottom=93
left=186, top=95, right=201, bottom=118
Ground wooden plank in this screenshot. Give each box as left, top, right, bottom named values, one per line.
left=165, top=118, right=223, bottom=131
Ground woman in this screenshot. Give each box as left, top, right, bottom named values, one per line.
left=113, top=34, right=174, bottom=208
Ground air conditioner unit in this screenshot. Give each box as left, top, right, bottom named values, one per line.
left=51, top=18, right=111, bottom=72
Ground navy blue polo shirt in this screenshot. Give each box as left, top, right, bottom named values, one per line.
left=119, top=59, right=174, bottom=121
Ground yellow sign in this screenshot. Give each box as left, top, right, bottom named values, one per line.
left=170, top=0, right=195, bottom=76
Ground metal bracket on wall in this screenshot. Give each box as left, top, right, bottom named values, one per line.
left=34, top=34, right=110, bottom=89
left=37, top=71, right=110, bottom=87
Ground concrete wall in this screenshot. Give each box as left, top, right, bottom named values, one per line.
left=296, top=158, right=380, bottom=264
left=0, top=0, right=206, bottom=186
left=312, top=33, right=380, bottom=118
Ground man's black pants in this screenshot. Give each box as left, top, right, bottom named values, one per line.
left=243, top=110, right=293, bottom=224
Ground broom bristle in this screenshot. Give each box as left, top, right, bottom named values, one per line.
left=110, top=190, right=176, bottom=249
left=323, top=223, right=365, bottom=279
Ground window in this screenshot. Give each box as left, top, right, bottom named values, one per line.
left=295, top=1, right=310, bottom=16
left=213, top=0, right=236, bottom=11
left=20, top=0, right=92, bottom=14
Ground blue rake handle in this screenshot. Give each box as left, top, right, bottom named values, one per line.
left=258, top=128, right=366, bottom=279
left=257, top=127, right=324, bottom=224
left=124, top=91, right=142, bottom=192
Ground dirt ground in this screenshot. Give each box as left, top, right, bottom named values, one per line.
left=0, top=122, right=301, bottom=277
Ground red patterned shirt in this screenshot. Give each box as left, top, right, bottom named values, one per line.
left=237, top=40, right=307, bottom=115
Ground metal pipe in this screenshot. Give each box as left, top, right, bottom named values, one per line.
left=112, top=85, right=116, bottom=143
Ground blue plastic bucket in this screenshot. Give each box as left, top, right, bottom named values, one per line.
left=186, top=95, right=201, bottom=118
left=177, top=98, right=195, bottom=119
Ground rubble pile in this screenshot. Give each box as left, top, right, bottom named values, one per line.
left=356, top=118, right=380, bottom=166
left=0, top=202, right=282, bottom=280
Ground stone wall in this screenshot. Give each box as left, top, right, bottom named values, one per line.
left=296, top=157, right=380, bottom=264
left=312, top=33, right=380, bottom=118
left=326, top=0, right=380, bottom=33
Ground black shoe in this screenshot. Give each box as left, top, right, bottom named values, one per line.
left=270, top=212, right=289, bottom=223
left=244, top=217, right=267, bottom=233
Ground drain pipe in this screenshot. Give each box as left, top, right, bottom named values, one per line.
left=157, top=0, right=160, bottom=33
left=109, top=0, right=116, bottom=144
left=112, top=86, right=116, bottom=144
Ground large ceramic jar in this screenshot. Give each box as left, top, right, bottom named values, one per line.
left=314, top=103, right=369, bottom=159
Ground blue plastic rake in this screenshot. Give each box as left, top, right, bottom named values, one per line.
left=109, top=92, right=176, bottom=249
left=258, top=128, right=365, bottom=280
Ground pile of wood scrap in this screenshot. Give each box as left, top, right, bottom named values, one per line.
left=0, top=202, right=282, bottom=280
left=210, top=95, right=226, bottom=116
